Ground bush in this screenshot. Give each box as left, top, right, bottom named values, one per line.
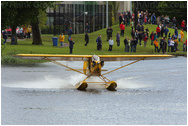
left=40, top=25, right=63, bottom=34
left=1, top=55, right=20, bottom=65
left=1, top=55, right=46, bottom=65
left=41, top=25, right=54, bottom=34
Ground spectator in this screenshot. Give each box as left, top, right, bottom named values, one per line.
left=59, top=33, right=65, bottom=47
left=174, top=27, right=178, bottom=37
left=168, top=38, right=171, bottom=52
left=85, top=23, right=90, bottom=33
left=119, top=13, right=124, bottom=25
left=124, top=37, right=129, bottom=52
left=166, top=15, right=170, bottom=26
left=69, top=38, right=75, bottom=54
left=124, top=13, right=129, bottom=26
left=29, top=27, right=32, bottom=38
left=156, top=25, right=161, bottom=37
left=148, top=13, right=152, bottom=24
left=140, top=11, right=144, bottom=25
left=156, top=16, right=160, bottom=25
left=145, top=10, right=149, bottom=21
left=84, top=32, right=89, bottom=46
left=138, top=31, right=143, bottom=46
left=26, top=27, right=31, bottom=39
left=169, top=38, right=175, bottom=52
left=172, top=33, right=176, bottom=40
left=181, top=20, right=186, bottom=30
left=19, top=27, right=24, bottom=39
left=128, top=10, right=131, bottom=20
left=178, top=33, right=181, bottom=42
left=106, top=27, right=113, bottom=41
left=130, top=37, right=134, bottom=52
left=159, top=23, right=162, bottom=29
left=174, top=38, right=179, bottom=52
left=68, top=27, right=73, bottom=40
left=159, top=37, right=165, bottom=54
left=145, top=27, right=149, bottom=36
left=154, top=31, right=158, bottom=40
left=11, top=34, right=15, bottom=45
left=180, top=29, right=185, bottom=42
left=154, top=38, right=159, bottom=52
left=164, top=26, right=169, bottom=38
left=25, top=27, right=28, bottom=38
left=130, top=21, right=134, bottom=27
left=141, top=25, right=144, bottom=34
left=133, top=38, right=137, bottom=52
left=2, top=30, right=7, bottom=45
left=116, top=32, right=120, bottom=46
left=144, top=15, right=147, bottom=25
left=96, top=35, right=102, bottom=50
left=136, top=23, right=141, bottom=32
left=108, top=37, right=114, bottom=51
left=172, top=17, right=177, bottom=28
left=168, top=33, right=171, bottom=38
left=151, top=13, right=156, bottom=24
left=161, top=24, right=164, bottom=37
left=150, top=31, right=155, bottom=45
left=135, top=30, right=139, bottom=44
left=131, top=28, right=135, bottom=39
left=138, top=11, right=141, bottom=23
left=119, top=22, right=125, bottom=37
left=163, top=38, right=167, bottom=53
left=183, top=39, right=187, bottom=52
left=128, top=39, right=131, bottom=52
left=143, top=33, right=148, bottom=47
left=160, top=15, right=164, bottom=25
left=132, top=13, right=135, bottom=22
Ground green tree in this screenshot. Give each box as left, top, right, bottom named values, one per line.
left=38, top=9, right=48, bottom=28
left=157, top=1, right=187, bottom=27
left=1, top=1, right=54, bottom=45
left=108, top=1, right=120, bottom=21
left=25, top=1, right=54, bottom=45
left=1, top=1, right=32, bottom=45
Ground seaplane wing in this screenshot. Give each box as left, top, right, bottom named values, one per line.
left=14, top=54, right=93, bottom=61
left=14, top=54, right=174, bottom=91
left=14, top=54, right=174, bottom=61
left=98, top=55, right=174, bottom=61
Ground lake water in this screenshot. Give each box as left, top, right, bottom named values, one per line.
left=1, top=56, right=187, bottom=125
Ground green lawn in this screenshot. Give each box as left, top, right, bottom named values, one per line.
left=1, top=24, right=187, bottom=64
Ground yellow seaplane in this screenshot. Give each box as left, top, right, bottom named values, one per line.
left=14, top=54, right=173, bottom=91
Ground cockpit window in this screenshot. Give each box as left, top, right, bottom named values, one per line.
left=92, top=55, right=100, bottom=61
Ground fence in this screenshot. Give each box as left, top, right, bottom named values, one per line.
left=43, top=3, right=112, bottom=35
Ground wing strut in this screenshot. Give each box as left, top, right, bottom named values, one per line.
left=102, top=58, right=144, bottom=76
left=45, top=57, right=85, bottom=75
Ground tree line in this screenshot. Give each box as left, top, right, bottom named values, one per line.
left=1, top=1, right=55, bottom=45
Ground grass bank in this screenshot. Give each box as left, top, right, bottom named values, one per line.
left=1, top=24, right=187, bottom=65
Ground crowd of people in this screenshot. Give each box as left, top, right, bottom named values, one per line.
left=2, top=26, right=32, bottom=45
left=115, top=10, right=187, bottom=53
left=3, top=9, right=186, bottom=55
left=119, top=10, right=187, bottom=31
left=60, top=17, right=187, bottom=54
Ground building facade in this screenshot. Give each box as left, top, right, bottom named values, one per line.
left=44, top=1, right=131, bottom=35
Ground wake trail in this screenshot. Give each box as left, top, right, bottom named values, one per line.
left=2, top=75, right=149, bottom=89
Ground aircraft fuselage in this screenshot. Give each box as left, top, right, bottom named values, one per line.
left=83, top=55, right=104, bottom=76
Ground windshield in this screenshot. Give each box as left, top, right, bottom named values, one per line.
left=92, top=55, right=100, bottom=61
